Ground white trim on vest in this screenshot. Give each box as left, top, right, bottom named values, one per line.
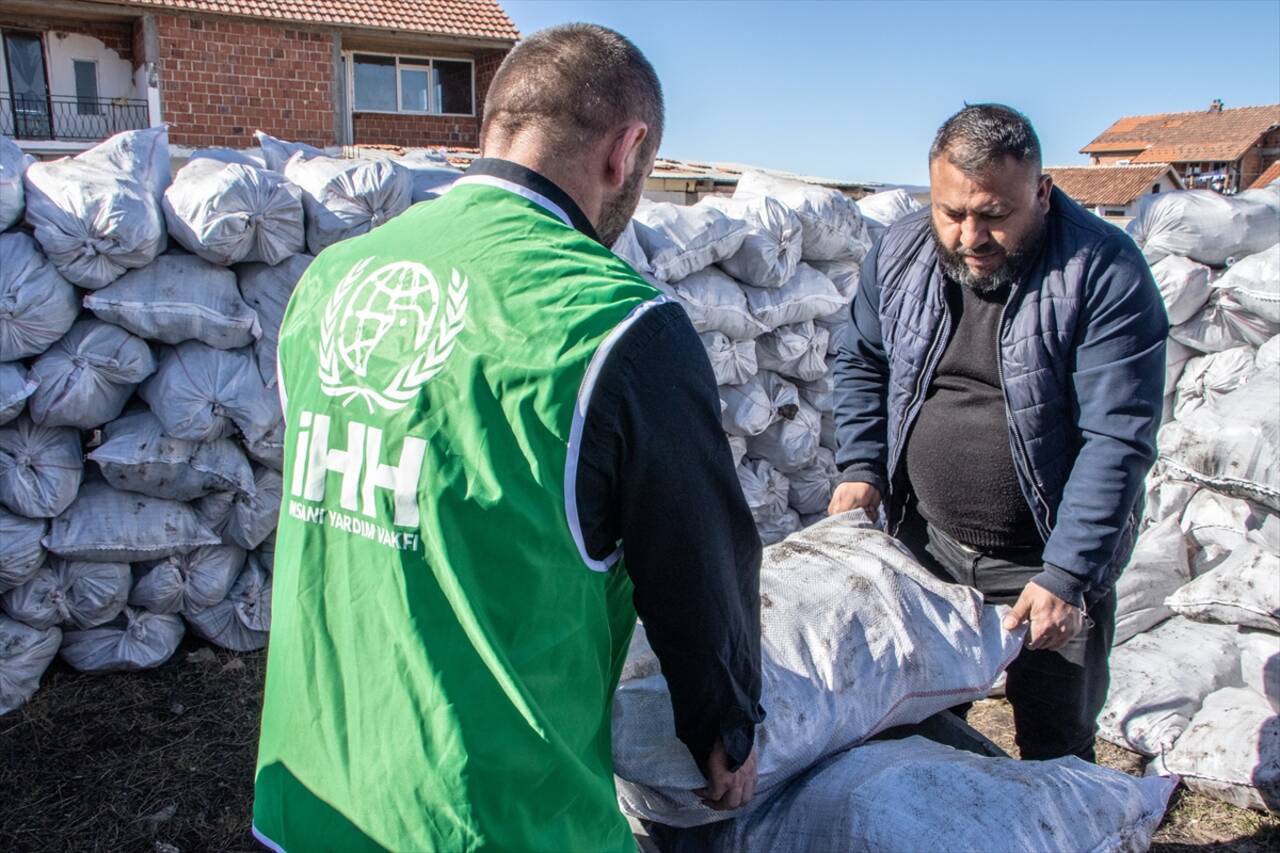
left=453, top=175, right=574, bottom=228
left=251, top=824, right=287, bottom=853
left=564, top=295, right=673, bottom=572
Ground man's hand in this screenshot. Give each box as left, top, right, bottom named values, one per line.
left=693, top=738, right=758, bottom=811
left=828, top=481, right=881, bottom=522
left=1002, top=581, right=1084, bottom=651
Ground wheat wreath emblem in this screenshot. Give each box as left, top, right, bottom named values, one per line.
left=318, top=258, right=469, bottom=412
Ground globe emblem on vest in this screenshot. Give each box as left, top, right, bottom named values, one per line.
left=318, top=257, right=470, bottom=413
left=337, top=262, right=440, bottom=379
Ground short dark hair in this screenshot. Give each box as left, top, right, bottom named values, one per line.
left=929, top=104, right=1042, bottom=175
left=482, top=24, right=664, bottom=154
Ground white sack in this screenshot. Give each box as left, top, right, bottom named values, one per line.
left=743, top=263, right=845, bottom=331
left=0, top=616, right=60, bottom=715
left=0, top=418, right=82, bottom=518
left=129, top=544, right=245, bottom=615
left=84, top=253, right=262, bottom=348
left=189, top=147, right=268, bottom=169
left=1113, top=515, right=1190, bottom=645
left=815, top=308, right=849, bottom=355
left=0, top=231, right=80, bottom=361
left=610, top=220, right=652, bottom=276
left=244, top=408, right=285, bottom=472
left=1151, top=254, right=1213, bottom=326
left=1126, top=189, right=1280, bottom=267
left=663, top=266, right=764, bottom=340
left=0, top=509, right=45, bottom=592
left=22, top=127, right=168, bottom=289
left=746, top=398, right=821, bottom=473
left=806, top=258, right=860, bottom=301
left=1, top=558, right=130, bottom=630
left=285, top=153, right=413, bottom=254
left=787, top=447, right=838, bottom=515
left=1142, top=468, right=1199, bottom=530
left=1165, top=539, right=1280, bottom=631
left=140, top=342, right=278, bottom=444
left=184, top=556, right=271, bottom=652
left=720, top=371, right=799, bottom=437
left=1171, top=288, right=1279, bottom=353
left=632, top=202, right=749, bottom=283
left=733, top=171, right=871, bottom=263
left=238, top=254, right=313, bottom=386
left=700, top=332, right=757, bottom=386
left=1098, top=616, right=1242, bottom=756
left=45, top=480, right=221, bottom=563
left=1258, top=334, right=1280, bottom=370
left=1173, top=344, right=1258, bottom=421
left=737, top=457, right=789, bottom=523
left=163, top=157, right=305, bottom=265
left=756, top=507, right=802, bottom=546
left=397, top=159, right=462, bottom=203
left=1164, top=338, right=1196, bottom=404
left=1159, top=363, right=1280, bottom=510
left=27, top=320, right=155, bottom=429
left=796, top=368, right=833, bottom=413
left=1217, top=244, right=1280, bottom=325
left=1181, top=488, right=1262, bottom=576
left=0, top=363, right=36, bottom=426
left=727, top=435, right=747, bottom=469
left=223, top=465, right=282, bottom=550
left=1239, top=629, right=1280, bottom=713
left=88, top=410, right=254, bottom=501
left=1150, top=687, right=1279, bottom=812
left=690, top=736, right=1175, bottom=853
left=59, top=606, right=184, bottom=672
left=855, top=188, right=924, bottom=244
left=254, top=130, right=327, bottom=172
left=614, top=514, right=1023, bottom=827
left=0, top=136, right=31, bottom=231
left=702, top=195, right=802, bottom=288
left=756, top=321, right=829, bottom=383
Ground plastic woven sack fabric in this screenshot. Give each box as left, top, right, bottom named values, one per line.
left=756, top=321, right=829, bottom=383
left=237, top=254, right=313, bottom=386
left=1217, top=244, right=1280, bottom=326
left=189, top=147, right=268, bottom=169
left=702, top=195, right=803, bottom=289
left=27, top=319, right=155, bottom=429
left=0, top=417, right=82, bottom=518
left=1126, top=189, right=1280, bottom=267
left=737, top=457, right=789, bottom=523
left=855, top=188, right=924, bottom=245
left=395, top=152, right=463, bottom=203
left=0, top=362, right=37, bottom=426
left=610, top=220, right=652, bottom=277
left=164, top=157, right=305, bottom=266
left=0, top=231, right=80, bottom=362
left=633, top=201, right=749, bottom=283
left=0, top=508, right=45, bottom=593
left=787, top=447, right=838, bottom=515
left=140, top=342, right=278, bottom=444
left=746, top=398, right=821, bottom=473
left=743, top=263, right=845, bottom=331
left=806, top=258, right=860, bottom=301
left=614, top=513, right=1024, bottom=828
left=700, top=331, right=757, bottom=386
left=1, top=558, right=130, bottom=630
left=720, top=371, right=799, bottom=437
left=1171, top=288, right=1279, bottom=354
left=1166, top=538, right=1280, bottom=631
left=22, top=128, right=168, bottom=289
left=284, top=153, right=413, bottom=254
left=88, top=410, right=254, bottom=501
left=756, top=507, right=802, bottom=545
left=733, top=171, right=871, bottom=263
left=184, top=556, right=271, bottom=651
left=1150, top=254, right=1213, bottom=326
left=58, top=606, right=184, bottom=672
left=254, top=130, right=327, bottom=172
left=663, top=266, right=765, bottom=341
left=1173, top=345, right=1258, bottom=421
left=45, top=480, right=221, bottom=563
left=129, top=544, right=245, bottom=615
left=1238, top=629, right=1280, bottom=713
left=84, top=253, right=262, bottom=348
left=0, top=616, right=60, bottom=715
left=1113, top=515, right=1191, bottom=645
left=223, top=465, right=281, bottom=550
left=0, top=136, right=32, bottom=231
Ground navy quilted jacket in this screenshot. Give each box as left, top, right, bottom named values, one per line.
left=832, top=187, right=1168, bottom=596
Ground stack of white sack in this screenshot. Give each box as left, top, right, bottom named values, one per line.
left=614, top=514, right=1178, bottom=849
left=1103, top=185, right=1280, bottom=812
left=616, top=173, right=910, bottom=543
left=1, top=128, right=429, bottom=715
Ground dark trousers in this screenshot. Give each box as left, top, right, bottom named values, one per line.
left=897, top=511, right=1116, bottom=762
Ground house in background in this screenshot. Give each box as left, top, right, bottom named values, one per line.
left=1250, top=159, right=1280, bottom=190
left=1081, top=102, right=1280, bottom=194
left=0, top=0, right=518, bottom=156
left=1046, top=163, right=1183, bottom=221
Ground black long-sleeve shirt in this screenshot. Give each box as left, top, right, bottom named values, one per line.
left=465, top=159, right=765, bottom=775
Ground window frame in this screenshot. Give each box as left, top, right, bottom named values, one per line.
left=346, top=50, right=475, bottom=118
left=73, top=57, right=101, bottom=116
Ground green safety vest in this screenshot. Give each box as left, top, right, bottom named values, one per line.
left=253, top=178, right=662, bottom=852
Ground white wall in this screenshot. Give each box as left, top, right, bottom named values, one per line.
left=45, top=31, right=136, bottom=100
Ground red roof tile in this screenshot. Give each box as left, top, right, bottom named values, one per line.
left=1044, top=164, right=1182, bottom=207
left=86, top=0, right=519, bottom=42
left=1250, top=160, right=1280, bottom=190
left=1081, top=104, right=1280, bottom=163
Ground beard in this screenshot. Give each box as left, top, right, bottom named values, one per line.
left=597, top=153, right=650, bottom=248
left=932, top=218, right=1046, bottom=294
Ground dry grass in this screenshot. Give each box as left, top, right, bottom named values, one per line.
left=2, top=652, right=1276, bottom=851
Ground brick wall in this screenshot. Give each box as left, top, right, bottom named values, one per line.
left=0, top=16, right=134, bottom=63
left=155, top=13, right=335, bottom=149
left=1239, top=128, right=1280, bottom=188
left=352, top=112, right=480, bottom=147
left=474, top=47, right=507, bottom=130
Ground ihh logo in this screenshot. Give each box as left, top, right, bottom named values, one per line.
left=291, top=411, right=426, bottom=528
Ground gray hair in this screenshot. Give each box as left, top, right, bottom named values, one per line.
left=929, top=104, right=1042, bottom=175
left=482, top=24, right=664, bottom=155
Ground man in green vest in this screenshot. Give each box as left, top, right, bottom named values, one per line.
left=253, top=24, right=764, bottom=852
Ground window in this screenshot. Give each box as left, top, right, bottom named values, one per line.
left=1103, top=208, right=1127, bottom=217
left=1152, top=184, right=1160, bottom=194
left=3, top=30, right=51, bottom=138
left=350, top=52, right=474, bottom=115
left=74, top=59, right=100, bottom=115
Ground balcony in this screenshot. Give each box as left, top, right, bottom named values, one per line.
left=1, top=94, right=150, bottom=143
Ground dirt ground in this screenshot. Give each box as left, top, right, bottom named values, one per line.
left=1, top=646, right=1276, bottom=852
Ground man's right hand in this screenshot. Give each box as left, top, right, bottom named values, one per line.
left=693, top=738, right=758, bottom=811
left=828, top=481, right=882, bottom=522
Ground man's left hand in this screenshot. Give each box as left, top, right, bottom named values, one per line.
left=1002, top=582, right=1084, bottom=651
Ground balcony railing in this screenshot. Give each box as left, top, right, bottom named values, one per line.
left=1, top=94, right=149, bottom=142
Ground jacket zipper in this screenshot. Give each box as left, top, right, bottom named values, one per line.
left=995, top=296, right=1054, bottom=540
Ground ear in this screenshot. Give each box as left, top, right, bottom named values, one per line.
left=605, top=122, right=650, bottom=190
left=1036, top=173, right=1053, bottom=211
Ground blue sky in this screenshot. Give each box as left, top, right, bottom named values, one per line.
left=501, top=0, right=1280, bottom=185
